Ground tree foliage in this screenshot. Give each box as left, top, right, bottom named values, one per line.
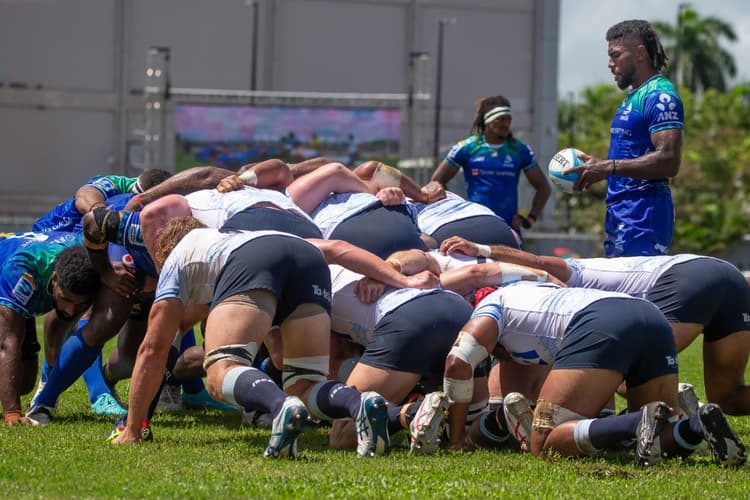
left=652, top=4, right=737, bottom=92
left=557, top=84, right=750, bottom=256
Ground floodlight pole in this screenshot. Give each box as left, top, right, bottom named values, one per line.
left=433, top=18, right=455, bottom=167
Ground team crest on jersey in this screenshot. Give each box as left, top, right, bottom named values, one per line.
left=12, top=272, right=36, bottom=305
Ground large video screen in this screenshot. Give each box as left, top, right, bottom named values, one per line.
left=175, top=104, right=401, bottom=170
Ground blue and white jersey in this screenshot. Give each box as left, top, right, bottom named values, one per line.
left=607, top=74, right=683, bottom=202
left=566, top=254, right=705, bottom=297
left=311, top=192, right=382, bottom=239
left=329, top=265, right=447, bottom=346
left=185, top=187, right=313, bottom=229
left=411, top=191, right=497, bottom=235
left=155, top=228, right=310, bottom=305
left=472, top=281, right=638, bottom=365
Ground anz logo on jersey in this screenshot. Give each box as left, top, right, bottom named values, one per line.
left=655, top=93, right=679, bottom=122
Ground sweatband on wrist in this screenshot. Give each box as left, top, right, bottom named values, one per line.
left=239, top=170, right=258, bottom=185
left=476, top=244, right=491, bottom=258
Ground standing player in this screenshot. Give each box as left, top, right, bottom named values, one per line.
left=565, top=20, right=683, bottom=256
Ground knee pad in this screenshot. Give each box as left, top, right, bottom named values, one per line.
left=532, top=399, right=585, bottom=432
left=203, top=342, right=257, bottom=371
left=444, top=377, right=473, bottom=404
left=449, top=331, right=489, bottom=369
left=282, top=355, right=329, bottom=390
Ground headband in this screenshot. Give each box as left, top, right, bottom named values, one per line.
left=134, top=179, right=144, bottom=193
left=483, top=106, right=512, bottom=125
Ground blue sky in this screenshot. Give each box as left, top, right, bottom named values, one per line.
left=558, top=0, right=750, bottom=96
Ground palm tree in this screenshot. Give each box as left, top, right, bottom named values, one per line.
left=653, top=4, right=737, bottom=92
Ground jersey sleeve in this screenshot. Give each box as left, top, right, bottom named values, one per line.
left=0, top=257, right=38, bottom=317
left=445, top=139, right=470, bottom=170
left=84, top=175, right=138, bottom=198
left=153, top=252, right=185, bottom=304
left=644, top=90, right=684, bottom=134
left=519, top=142, right=539, bottom=171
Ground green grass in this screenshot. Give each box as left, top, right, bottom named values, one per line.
left=1, top=340, right=749, bottom=498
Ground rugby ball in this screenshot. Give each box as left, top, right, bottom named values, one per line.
left=548, top=148, right=584, bottom=194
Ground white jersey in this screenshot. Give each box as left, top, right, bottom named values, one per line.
left=566, top=254, right=708, bottom=298
left=427, top=249, right=493, bottom=273
left=329, top=265, right=447, bottom=346
left=155, top=228, right=306, bottom=305
left=412, top=191, right=497, bottom=235
left=312, top=192, right=417, bottom=238
left=185, top=187, right=313, bottom=228
left=473, top=281, right=639, bottom=366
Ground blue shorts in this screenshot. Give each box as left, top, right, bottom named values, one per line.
left=430, top=215, right=518, bottom=248
left=647, top=258, right=750, bottom=342
left=554, top=297, right=677, bottom=388
left=359, top=291, right=472, bottom=377
left=330, top=203, right=424, bottom=259
left=219, top=206, right=322, bottom=239
left=212, top=235, right=331, bottom=324
left=604, top=189, right=674, bottom=257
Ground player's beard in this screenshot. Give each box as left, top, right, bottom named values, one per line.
left=53, top=304, right=77, bottom=321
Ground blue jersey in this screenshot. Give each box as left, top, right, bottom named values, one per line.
left=0, top=231, right=82, bottom=318
left=606, top=74, right=683, bottom=202
left=604, top=74, right=683, bottom=257
left=106, top=194, right=157, bottom=278
left=32, top=175, right=138, bottom=234
left=445, top=135, right=538, bottom=225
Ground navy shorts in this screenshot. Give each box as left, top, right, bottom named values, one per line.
left=330, top=203, right=424, bottom=259
left=647, top=258, right=750, bottom=341
left=430, top=215, right=518, bottom=248
left=212, top=235, right=331, bottom=324
left=554, top=297, right=677, bottom=388
left=220, top=206, right=323, bottom=239
left=359, top=291, right=473, bottom=376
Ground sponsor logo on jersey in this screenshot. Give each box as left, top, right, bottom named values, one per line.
left=655, top=93, right=679, bottom=122
left=12, top=272, right=36, bottom=305
left=619, top=103, right=632, bottom=122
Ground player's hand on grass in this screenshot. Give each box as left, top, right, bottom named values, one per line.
left=4, top=411, right=31, bottom=426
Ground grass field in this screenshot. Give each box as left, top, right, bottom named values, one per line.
left=1, top=337, right=749, bottom=498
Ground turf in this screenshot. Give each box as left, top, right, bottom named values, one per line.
left=1, top=339, right=749, bottom=498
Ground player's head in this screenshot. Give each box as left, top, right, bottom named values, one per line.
left=606, top=20, right=667, bottom=89
left=134, top=168, right=173, bottom=193
left=153, top=216, right=207, bottom=269
left=52, top=246, right=100, bottom=319
left=472, top=95, right=513, bottom=140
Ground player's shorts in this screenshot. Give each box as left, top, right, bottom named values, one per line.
left=219, top=206, right=323, bottom=239
left=212, top=235, right=331, bottom=323
left=604, top=188, right=674, bottom=257
left=359, top=291, right=472, bottom=376
left=554, top=297, right=677, bottom=388
left=647, top=258, right=750, bottom=341
left=330, top=203, right=423, bottom=259
left=430, top=214, right=518, bottom=248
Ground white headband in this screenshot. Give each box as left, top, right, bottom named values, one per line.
left=483, top=106, right=512, bottom=124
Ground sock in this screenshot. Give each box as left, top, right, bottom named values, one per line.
left=35, top=329, right=100, bottom=408
left=40, top=358, right=51, bottom=384
left=181, top=378, right=204, bottom=395
left=81, top=350, right=111, bottom=403
left=225, top=367, right=286, bottom=416
left=474, top=410, right=512, bottom=446
left=307, top=381, right=360, bottom=420
left=164, top=346, right=180, bottom=386
left=672, top=416, right=704, bottom=450
left=387, top=402, right=418, bottom=434
left=586, top=411, right=642, bottom=450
